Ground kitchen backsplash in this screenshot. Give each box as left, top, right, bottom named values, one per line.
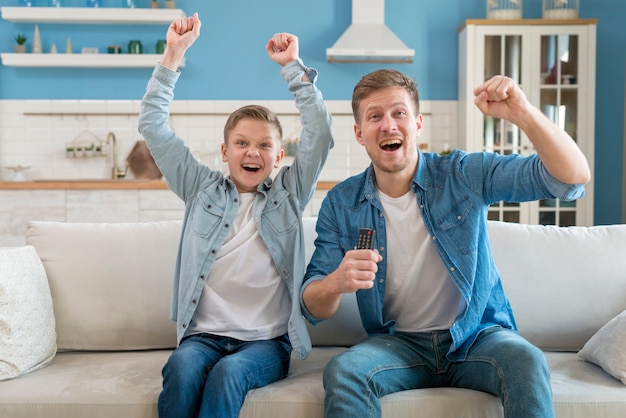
left=0, top=99, right=458, bottom=182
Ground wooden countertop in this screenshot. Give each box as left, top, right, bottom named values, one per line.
left=0, top=180, right=338, bottom=190
left=0, top=179, right=170, bottom=190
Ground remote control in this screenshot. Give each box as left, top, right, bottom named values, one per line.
left=356, top=228, right=375, bottom=250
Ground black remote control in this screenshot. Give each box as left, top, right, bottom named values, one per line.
left=356, top=228, right=375, bottom=250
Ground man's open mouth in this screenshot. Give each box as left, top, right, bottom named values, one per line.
left=381, top=139, right=402, bottom=151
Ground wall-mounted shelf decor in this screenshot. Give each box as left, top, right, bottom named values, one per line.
left=0, top=6, right=185, bottom=24
left=1, top=6, right=187, bottom=68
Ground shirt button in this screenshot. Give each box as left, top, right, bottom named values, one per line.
left=450, top=266, right=456, bottom=272
left=457, top=215, right=462, bottom=220
left=420, top=204, right=424, bottom=208
left=432, top=236, right=436, bottom=241
left=379, top=278, right=384, bottom=283
left=234, top=198, right=238, bottom=203
left=192, top=299, right=197, bottom=304
left=207, top=204, right=212, bottom=209
left=182, top=323, right=186, bottom=329
left=225, top=224, right=229, bottom=228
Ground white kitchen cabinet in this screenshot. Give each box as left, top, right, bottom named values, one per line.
left=0, top=6, right=186, bottom=68
left=458, top=19, right=596, bottom=226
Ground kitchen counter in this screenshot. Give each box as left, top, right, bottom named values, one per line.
left=0, top=180, right=334, bottom=246
left=0, top=179, right=169, bottom=190
left=0, top=180, right=337, bottom=190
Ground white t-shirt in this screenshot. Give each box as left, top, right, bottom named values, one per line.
left=378, top=189, right=463, bottom=332
left=187, top=192, right=291, bottom=341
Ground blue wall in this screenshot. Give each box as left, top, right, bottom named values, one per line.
left=1, top=0, right=624, bottom=225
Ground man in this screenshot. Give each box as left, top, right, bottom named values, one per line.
left=301, top=69, right=590, bottom=418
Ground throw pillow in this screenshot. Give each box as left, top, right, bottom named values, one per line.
left=0, top=246, right=57, bottom=381
left=578, top=309, right=626, bottom=384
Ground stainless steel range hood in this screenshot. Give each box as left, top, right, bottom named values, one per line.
left=326, top=0, right=414, bottom=63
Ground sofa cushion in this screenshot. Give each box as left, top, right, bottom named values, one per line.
left=0, top=350, right=170, bottom=418
left=26, top=221, right=181, bottom=351
left=0, top=246, right=56, bottom=381
left=488, top=221, right=626, bottom=351
left=578, top=309, right=626, bottom=384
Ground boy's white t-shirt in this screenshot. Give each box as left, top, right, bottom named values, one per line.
left=187, top=192, right=291, bottom=341
left=378, top=189, right=463, bottom=332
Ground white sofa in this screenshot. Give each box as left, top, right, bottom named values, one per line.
left=0, top=218, right=625, bottom=418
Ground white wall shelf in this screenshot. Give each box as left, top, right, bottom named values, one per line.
left=0, top=53, right=185, bottom=68
left=0, top=6, right=185, bottom=24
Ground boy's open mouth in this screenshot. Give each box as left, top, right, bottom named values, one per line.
left=243, top=164, right=261, bottom=172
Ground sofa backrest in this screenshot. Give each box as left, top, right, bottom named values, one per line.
left=488, top=220, right=626, bottom=351
left=26, top=218, right=626, bottom=353
left=26, top=220, right=180, bottom=351
left=302, top=218, right=626, bottom=351
left=302, top=217, right=368, bottom=346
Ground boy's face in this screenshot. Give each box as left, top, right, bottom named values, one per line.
left=221, top=118, right=284, bottom=193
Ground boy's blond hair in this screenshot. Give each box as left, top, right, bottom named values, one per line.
left=223, top=105, right=283, bottom=146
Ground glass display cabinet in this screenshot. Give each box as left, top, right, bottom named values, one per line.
left=458, top=19, right=597, bottom=226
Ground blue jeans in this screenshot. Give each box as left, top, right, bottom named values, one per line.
left=158, top=333, right=291, bottom=418
left=323, top=327, right=554, bottom=418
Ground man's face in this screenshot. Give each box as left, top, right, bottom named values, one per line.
left=221, top=118, right=284, bottom=193
left=354, top=86, right=423, bottom=177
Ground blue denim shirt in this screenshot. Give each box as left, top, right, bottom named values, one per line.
left=138, top=60, right=333, bottom=360
left=302, top=149, right=584, bottom=360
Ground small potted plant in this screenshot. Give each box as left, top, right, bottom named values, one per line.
left=164, top=0, right=176, bottom=9
left=14, top=34, right=27, bottom=53
left=150, top=0, right=160, bottom=8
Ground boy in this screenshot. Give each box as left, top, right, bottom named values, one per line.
left=138, top=13, right=333, bottom=418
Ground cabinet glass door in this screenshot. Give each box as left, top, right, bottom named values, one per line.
left=537, top=34, right=579, bottom=226
left=484, top=34, right=524, bottom=222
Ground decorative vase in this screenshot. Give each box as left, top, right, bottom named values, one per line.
left=486, top=0, right=522, bottom=19
left=149, top=0, right=160, bottom=8
left=164, top=0, right=176, bottom=9
left=14, top=44, right=26, bottom=53
left=543, top=0, right=579, bottom=19
left=32, top=25, right=42, bottom=54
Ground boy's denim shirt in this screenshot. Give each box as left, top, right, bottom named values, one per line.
left=302, top=149, right=585, bottom=360
left=138, top=59, right=333, bottom=360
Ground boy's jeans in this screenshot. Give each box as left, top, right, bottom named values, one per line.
left=158, top=333, right=291, bottom=418
left=324, top=327, right=554, bottom=418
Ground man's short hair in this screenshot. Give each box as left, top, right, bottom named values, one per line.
left=351, top=69, right=420, bottom=125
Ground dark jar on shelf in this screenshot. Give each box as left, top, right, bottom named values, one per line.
left=128, top=40, right=143, bottom=54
